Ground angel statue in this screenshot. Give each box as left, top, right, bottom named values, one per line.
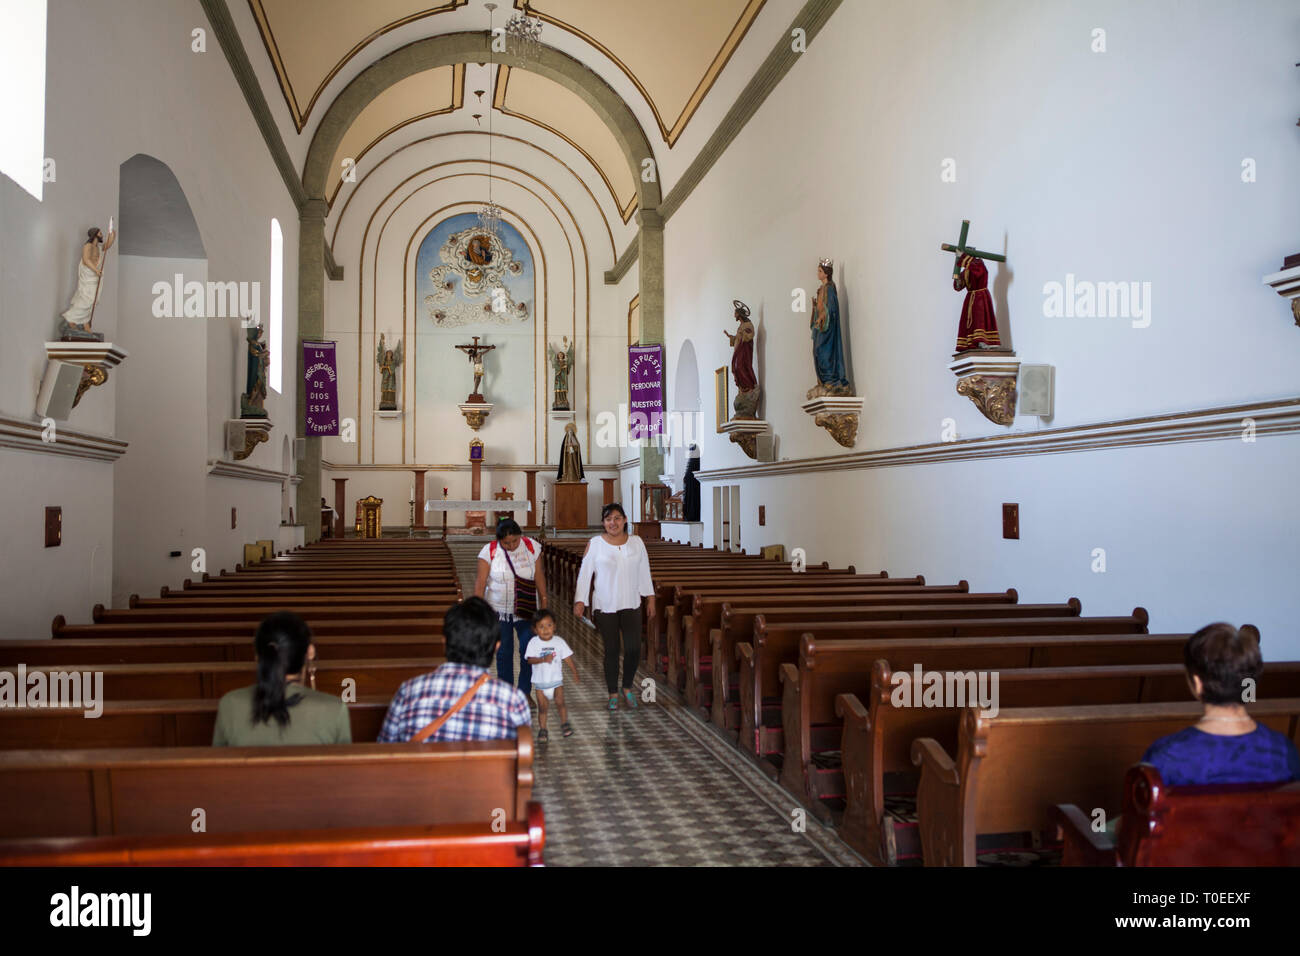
left=377, top=333, right=403, bottom=410
left=59, top=223, right=116, bottom=341
left=548, top=336, right=572, bottom=411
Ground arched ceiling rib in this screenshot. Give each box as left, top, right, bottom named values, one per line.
left=247, top=0, right=765, bottom=145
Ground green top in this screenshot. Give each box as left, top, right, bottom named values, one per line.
left=212, top=683, right=352, bottom=747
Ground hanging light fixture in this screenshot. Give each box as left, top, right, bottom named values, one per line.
left=478, top=3, right=504, bottom=236
left=505, top=3, right=544, bottom=61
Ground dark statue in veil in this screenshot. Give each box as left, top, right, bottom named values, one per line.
left=682, top=445, right=701, bottom=522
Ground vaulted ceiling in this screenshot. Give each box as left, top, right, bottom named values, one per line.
left=240, top=0, right=770, bottom=240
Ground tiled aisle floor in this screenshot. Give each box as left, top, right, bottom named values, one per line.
left=450, top=543, right=863, bottom=867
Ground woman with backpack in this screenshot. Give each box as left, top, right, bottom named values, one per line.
left=474, top=518, right=547, bottom=694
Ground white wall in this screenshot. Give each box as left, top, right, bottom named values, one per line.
left=0, top=0, right=301, bottom=636
left=664, top=0, right=1300, bottom=657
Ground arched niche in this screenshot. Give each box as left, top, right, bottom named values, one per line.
left=667, top=337, right=702, bottom=488
left=112, top=153, right=210, bottom=607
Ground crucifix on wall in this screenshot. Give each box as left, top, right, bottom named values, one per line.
left=455, top=336, right=496, bottom=401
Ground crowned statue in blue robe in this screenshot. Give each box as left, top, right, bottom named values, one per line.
left=809, top=259, right=850, bottom=398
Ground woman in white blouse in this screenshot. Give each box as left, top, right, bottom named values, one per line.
left=474, top=518, right=548, bottom=694
left=573, top=503, right=655, bottom=711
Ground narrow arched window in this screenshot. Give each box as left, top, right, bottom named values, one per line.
left=0, top=1, right=46, bottom=200
left=270, top=218, right=283, bottom=393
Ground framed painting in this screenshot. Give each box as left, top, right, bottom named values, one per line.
left=714, top=366, right=728, bottom=432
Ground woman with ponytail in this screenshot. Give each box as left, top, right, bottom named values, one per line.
left=1140, top=622, right=1300, bottom=786
left=212, top=611, right=351, bottom=746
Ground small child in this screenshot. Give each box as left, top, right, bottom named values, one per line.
left=524, top=609, right=578, bottom=741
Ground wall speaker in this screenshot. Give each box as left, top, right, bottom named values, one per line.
left=225, top=420, right=247, bottom=455
left=35, top=361, right=82, bottom=421
left=293, top=437, right=306, bottom=460
left=1018, top=364, right=1055, bottom=418
left=755, top=434, right=775, bottom=462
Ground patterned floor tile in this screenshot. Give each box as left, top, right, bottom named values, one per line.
left=449, top=542, right=866, bottom=867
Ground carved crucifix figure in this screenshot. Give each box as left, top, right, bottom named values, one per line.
left=941, top=219, right=1007, bottom=353
left=455, top=335, right=496, bottom=400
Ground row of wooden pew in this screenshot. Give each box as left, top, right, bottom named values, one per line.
left=0, top=539, right=545, bottom=866
left=543, top=538, right=1300, bottom=866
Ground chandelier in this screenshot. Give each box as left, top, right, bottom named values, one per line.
left=479, top=4, right=503, bottom=236
left=505, top=7, right=544, bottom=60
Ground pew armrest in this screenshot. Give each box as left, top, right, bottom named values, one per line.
left=911, top=736, right=965, bottom=866
left=736, top=642, right=753, bottom=665
left=910, top=737, right=958, bottom=786
left=779, top=663, right=799, bottom=688
left=1052, top=803, right=1117, bottom=867
left=835, top=692, right=868, bottom=726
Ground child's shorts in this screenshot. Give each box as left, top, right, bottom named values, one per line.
left=534, top=680, right=561, bottom=700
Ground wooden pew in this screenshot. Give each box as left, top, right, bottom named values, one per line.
left=696, top=586, right=991, bottom=718
left=0, top=804, right=545, bottom=866
left=0, top=697, right=393, bottom=749
left=910, top=698, right=1300, bottom=866
left=738, top=609, right=1149, bottom=758
left=53, top=617, right=442, bottom=639
left=1053, top=765, right=1300, bottom=866
left=15, top=657, right=440, bottom=700
left=0, top=633, right=444, bottom=667
left=672, top=581, right=968, bottom=697
left=833, top=655, right=1300, bottom=863
left=0, top=731, right=534, bottom=839
left=92, top=602, right=449, bottom=624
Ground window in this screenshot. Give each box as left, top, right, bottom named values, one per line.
left=0, top=1, right=47, bottom=200
left=269, top=218, right=283, bottom=393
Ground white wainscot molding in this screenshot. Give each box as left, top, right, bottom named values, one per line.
left=0, top=413, right=128, bottom=462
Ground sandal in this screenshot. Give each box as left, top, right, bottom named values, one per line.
left=623, top=689, right=638, bottom=709
left=537, top=728, right=549, bottom=743
left=562, top=721, right=574, bottom=737
left=608, top=696, right=618, bottom=711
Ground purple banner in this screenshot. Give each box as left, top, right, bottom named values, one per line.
left=628, top=344, right=664, bottom=440
left=303, top=341, right=339, bottom=436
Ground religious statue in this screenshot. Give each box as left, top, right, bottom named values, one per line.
left=808, top=258, right=850, bottom=399
left=683, top=444, right=701, bottom=522
left=455, top=335, right=496, bottom=401
left=376, top=333, right=403, bottom=410
left=556, top=422, right=585, bottom=483
left=240, top=323, right=269, bottom=418
left=941, top=219, right=1007, bottom=352
left=59, top=223, right=116, bottom=341
left=724, top=300, right=759, bottom=419
left=548, top=336, right=572, bottom=410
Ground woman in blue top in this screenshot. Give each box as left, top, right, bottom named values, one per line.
left=1141, top=622, right=1300, bottom=786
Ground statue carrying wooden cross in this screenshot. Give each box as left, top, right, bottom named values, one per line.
left=455, top=335, right=496, bottom=400
left=941, top=219, right=1006, bottom=352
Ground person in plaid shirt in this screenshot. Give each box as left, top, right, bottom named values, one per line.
left=378, top=597, right=531, bottom=743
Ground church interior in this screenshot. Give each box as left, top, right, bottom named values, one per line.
left=1, top=0, right=1298, bottom=883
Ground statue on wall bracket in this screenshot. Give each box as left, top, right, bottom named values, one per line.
left=799, top=259, right=863, bottom=448
left=725, top=301, right=759, bottom=418
left=240, top=323, right=270, bottom=419
left=377, top=332, right=403, bottom=410
left=719, top=299, right=770, bottom=459
left=941, top=219, right=1007, bottom=353
left=58, top=223, right=115, bottom=342
left=548, top=336, right=572, bottom=411
left=941, top=220, right=1018, bottom=426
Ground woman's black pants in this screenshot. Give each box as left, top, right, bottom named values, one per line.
left=593, top=608, right=641, bottom=694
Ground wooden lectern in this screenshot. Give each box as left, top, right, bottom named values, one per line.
left=554, top=482, right=587, bottom=530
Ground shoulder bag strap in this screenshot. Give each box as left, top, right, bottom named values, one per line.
left=410, top=673, right=490, bottom=743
